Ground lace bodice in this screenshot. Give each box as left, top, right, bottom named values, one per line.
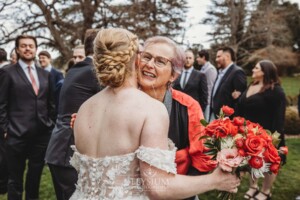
left=69, top=142, right=177, bottom=200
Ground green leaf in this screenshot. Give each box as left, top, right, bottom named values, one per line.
left=272, top=131, right=281, bottom=146
left=200, top=119, right=209, bottom=127
left=204, top=142, right=215, bottom=149
left=199, top=135, right=210, bottom=140
left=205, top=149, right=218, bottom=155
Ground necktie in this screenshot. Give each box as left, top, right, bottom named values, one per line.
left=182, top=71, right=188, bottom=88
left=28, top=66, right=39, bottom=95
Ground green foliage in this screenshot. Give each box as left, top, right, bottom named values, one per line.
left=281, top=76, right=300, bottom=99
left=198, top=138, right=300, bottom=200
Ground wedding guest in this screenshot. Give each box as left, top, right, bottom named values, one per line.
left=45, top=29, right=101, bottom=200
left=70, top=28, right=240, bottom=200
left=10, top=49, right=17, bottom=65
left=210, top=46, right=247, bottom=121
left=0, top=34, right=55, bottom=200
left=138, top=36, right=217, bottom=200
left=72, top=45, right=85, bottom=64
left=237, top=60, right=286, bottom=200
left=173, top=49, right=208, bottom=112
left=196, top=49, right=217, bottom=120
left=38, top=50, right=64, bottom=113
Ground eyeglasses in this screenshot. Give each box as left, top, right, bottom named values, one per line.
left=139, top=51, right=172, bottom=68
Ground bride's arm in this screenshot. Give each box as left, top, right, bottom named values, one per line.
left=140, top=163, right=239, bottom=199
left=140, top=101, right=240, bottom=199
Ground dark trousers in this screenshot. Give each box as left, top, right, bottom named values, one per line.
left=48, top=164, right=77, bottom=200
left=6, top=134, right=50, bottom=200
left=0, top=138, right=8, bottom=194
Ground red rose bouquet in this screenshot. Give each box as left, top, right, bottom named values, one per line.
left=200, top=106, right=288, bottom=200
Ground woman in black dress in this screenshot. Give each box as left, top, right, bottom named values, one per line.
left=237, top=60, right=286, bottom=200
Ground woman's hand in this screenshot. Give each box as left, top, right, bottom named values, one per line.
left=211, top=167, right=241, bottom=193
left=232, top=90, right=241, bottom=100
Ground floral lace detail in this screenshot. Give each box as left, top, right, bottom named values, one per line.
left=136, top=146, right=177, bottom=174
left=69, top=141, right=177, bottom=200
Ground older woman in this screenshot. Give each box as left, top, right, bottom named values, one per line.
left=137, top=36, right=217, bottom=176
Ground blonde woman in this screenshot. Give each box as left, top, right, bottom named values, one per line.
left=70, top=28, right=240, bottom=199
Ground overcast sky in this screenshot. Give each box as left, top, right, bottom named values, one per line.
left=185, top=0, right=300, bottom=48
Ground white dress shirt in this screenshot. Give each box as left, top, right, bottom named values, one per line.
left=180, top=66, right=194, bottom=88
left=19, top=59, right=40, bottom=88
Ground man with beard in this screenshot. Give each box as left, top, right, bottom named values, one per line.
left=209, top=46, right=247, bottom=121
left=0, top=35, right=56, bottom=200
left=173, top=49, right=208, bottom=112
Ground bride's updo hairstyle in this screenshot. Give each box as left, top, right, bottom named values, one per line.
left=93, top=28, right=138, bottom=88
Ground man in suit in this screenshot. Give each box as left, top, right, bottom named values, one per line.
left=0, top=35, right=56, bottom=200
left=209, top=46, right=247, bottom=121
left=45, top=29, right=102, bottom=200
left=173, top=49, right=208, bottom=112
left=72, top=45, right=85, bottom=64
left=196, top=49, right=217, bottom=120
left=38, top=50, right=64, bottom=113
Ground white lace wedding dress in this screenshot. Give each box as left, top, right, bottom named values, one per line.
left=69, top=142, right=177, bottom=200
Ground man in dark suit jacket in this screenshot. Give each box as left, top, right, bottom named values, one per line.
left=210, top=46, right=247, bottom=121
left=45, top=29, right=102, bottom=200
left=38, top=50, right=64, bottom=113
left=173, top=50, right=208, bottom=112
left=0, top=35, right=56, bottom=200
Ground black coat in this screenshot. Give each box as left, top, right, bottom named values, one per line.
left=237, top=84, right=286, bottom=147
left=0, top=63, right=56, bottom=138
left=50, top=67, right=64, bottom=112
left=211, top=64, right=247, bottom=118
left=45, top=57, right=101, bottom=167
left=173, top=69, right=208, bottom=112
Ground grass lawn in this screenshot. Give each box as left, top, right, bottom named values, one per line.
left=281, top=76, right=300, bottom=97
left=0, top=138, right=299, bottom=200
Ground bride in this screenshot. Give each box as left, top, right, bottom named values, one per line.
left=69, top=28, right=240, bottom=200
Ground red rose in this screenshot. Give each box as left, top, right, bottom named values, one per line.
left=244, top=135, right=264, bottom=156
left=235, top=138, right=244, bottom=148
left=221, top=106, right=234, bottom=116
left=204, top=120, right=221, bottom=137
left=204, top=119, right=233, bottom=138
left=233, top=117, right=245, bottom=126
left=223, top=119, right=238, bottom=136
left=279, top=146, right=288, bottom=155
left=270, top=163, right=280, bottom=174
left=249, top=156, right=263, bottom=169
left=238, top=126, right=246, bottom=134
left=238, top=148, right=246, bottom=157
left=263, top=143, right=281, bottom=164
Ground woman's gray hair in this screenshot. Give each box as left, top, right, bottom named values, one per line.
left=143, top=36, right=185, bottom=74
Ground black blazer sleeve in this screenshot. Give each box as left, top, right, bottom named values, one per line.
left=0, top=68, right=9, bottom=137
left=198, top=72, right=208, bottom=111
left=46, top=70, right=57, bottom=123
left=232, top=69, right=247, bottom=111
left=271, top=85, right=286, bottom=147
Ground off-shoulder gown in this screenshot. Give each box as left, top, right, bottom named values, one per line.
left=69, top=141, right=177, bottom=200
